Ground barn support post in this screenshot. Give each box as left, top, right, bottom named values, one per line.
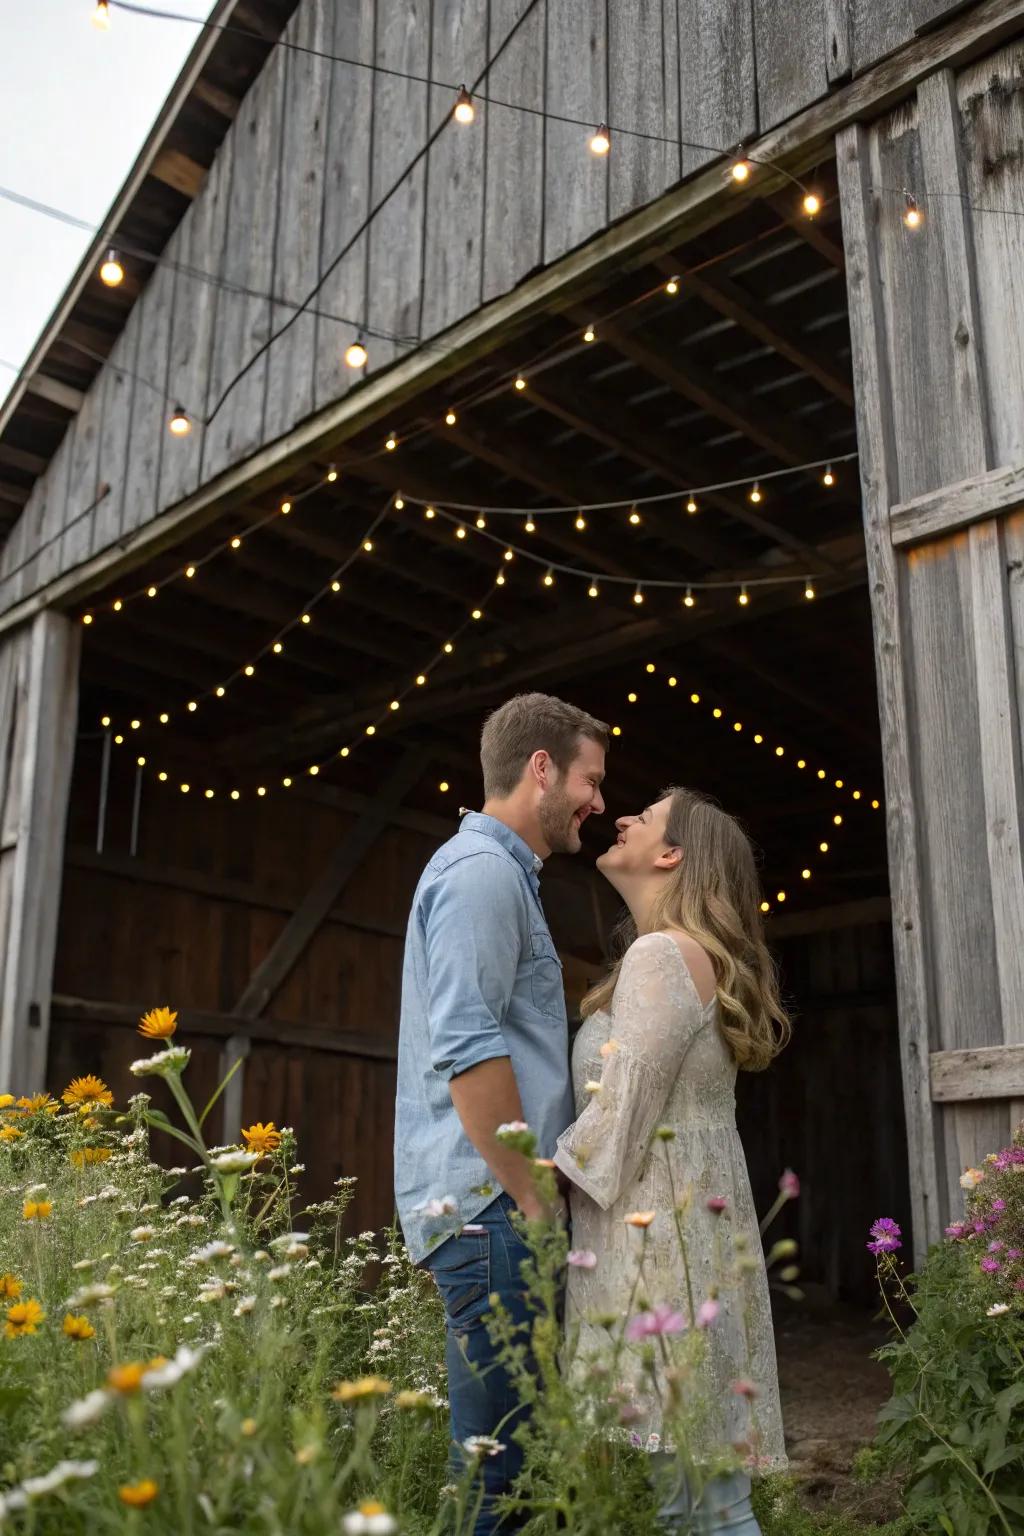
left=838, top=41, right=1024, bottom=1260
left=0, top=610, right=80, bottom=1092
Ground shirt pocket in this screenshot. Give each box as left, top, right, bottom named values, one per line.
left=530, top=928, right=565, bottom=1019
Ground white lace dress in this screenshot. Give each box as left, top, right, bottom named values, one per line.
left=553, top=931, right=786, bottom=1468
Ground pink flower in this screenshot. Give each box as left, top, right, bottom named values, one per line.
left=697, top=1299, right=720, bottom=1329
left=625, top=1304, right=686, bottom=1342
left=567, top=1250, right=597, bottom=1270
left=980, top=1257, right=1002, bottom=1274
left=706, top=1196, right=728, bottom=1215
left=989, top=1241, right=1005, bottom=1253
left=779, top=1170, right=800, bottom=1200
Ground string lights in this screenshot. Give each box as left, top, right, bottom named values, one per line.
left=453, top=86, right=475, bottom=125
left=98, top=247, right=123, bottom=286
left=589, top=124, right=611, bottom=156
left=91, top=0, right=110, bottom=29
left=167, top=404, right=191, bottom=437
left=344, top=337, right=368, bottom=369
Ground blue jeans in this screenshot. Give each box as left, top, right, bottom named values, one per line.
left=421, top=1194, right=539, bottom=1535
left=652, top=1456, right=762, bottom=1534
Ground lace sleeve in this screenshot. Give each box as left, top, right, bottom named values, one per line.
left=553, top=932, right=711, bottom=1210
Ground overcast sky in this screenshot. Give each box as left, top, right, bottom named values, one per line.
left=0, top=0, right=216, bottom=411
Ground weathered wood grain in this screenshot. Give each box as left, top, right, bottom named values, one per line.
left=931, top=1043, right=1024, bottom=1102
left=117, top=259, right=177, bottom=544
left=90, top=326, right=140, bottom=560
left=837, top=121, right=944, bottom=1257
left=264, top=0, right=331, bottom=443
left=34, top=418, right=76, bottom=593
left=851, top=1, right=914, bottom=77
left=61, top=363, right=106, bottom=574
left=753, top=0, right=830, bottom=132
left=482, top=0, right=545, bottom=302
left=913, top=0, right=976, bottom=34
left=891, top=462, right=1024, bottom=547
left=676, top=0, right=757, bottom=177
left=543, top=0, right=607, bottom=264
left=824, top=0, right=852, bottom=83
left=609, top=0, right=679, bottom=222
left=201, top=47, right=286, bottom=482
left=420, top=0, right=489, bottom=338
left=313, top=0, right=376, bottom=413
left=364, top=0, right=431, bottom=375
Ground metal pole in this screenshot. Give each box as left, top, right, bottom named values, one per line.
left=130, top=762, right=143, bottom=857
left=96, top=730, right=112, bottom=853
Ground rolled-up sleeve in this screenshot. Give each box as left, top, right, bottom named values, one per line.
left=422, top=853, right=524, bottom=1081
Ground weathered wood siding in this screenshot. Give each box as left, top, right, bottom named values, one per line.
left=0, top=0, right=934, bottom=615
left=838, top=39, right=1024, bottom=1250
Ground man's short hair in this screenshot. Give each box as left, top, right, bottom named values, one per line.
left=480, top=693, right=609, bottom=799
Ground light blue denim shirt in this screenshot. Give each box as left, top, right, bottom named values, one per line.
left=394, top=811, right=574, bottom=1263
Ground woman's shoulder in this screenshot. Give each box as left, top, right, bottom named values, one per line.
left=623, top=929, right=716, bottom=1007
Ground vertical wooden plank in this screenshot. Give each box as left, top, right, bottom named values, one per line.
left=913, top=0, right=975, bottom=34
left=35, top=419, right=76, bottom=591
left=1, top=498, right=37, bottom=613
left=201, top=49, right=286, bottom=482
left=851, top=1, right=914, bottom=76
left=608, top=0, right=676, bottom=222
left=90, top=324, right=140, bottom=559
left=60, top=372, right=105, bottom=573
left=956, top=42, right=1024, bottom=474
left=543, top=0, right=607, bottom=265
left=364, top=0, right=431, bottom=377
left=837, top=122, right=944, bottom=1255
left=420, top=0, right=490, bottom=338
left=158, top=143, right=232, bottom=512
left=117, top=260, right=177, bottom=543
left=0, top=612, right=81, bottom=1090
left=752, top=0, right=830, bottom=132
left=314, top=0, right=376, bottom=412
left=264, top=0, right=331, bottom=443
left=482, top=0, right=545, bottom=303
left=823, top=0, right=852, bottom=83
left=676, top=0, right=757, bottom=178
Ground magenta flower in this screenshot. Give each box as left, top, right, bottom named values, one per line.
left=992, top=1199, right=1007, bottom=1213
left=980, top=1257, right=1002, bottom=1274
left=945, top=1222, right=967, bottom=1240
left=779, top=1170, right=801, bottom=1200
left=625, top=1303, right=686, bottom=1342
left=867, top=1218, right=902, bottom=1255
left=567, top=1249, right=597, bottom=1270
left=989, top=1241, right=1005, bottom=1254
left=697, top=1299, right=720, bottom=1329
left=1008, top=1249, right=1022, bottom=1261
left=706, top=1196, right=728, bottom=1215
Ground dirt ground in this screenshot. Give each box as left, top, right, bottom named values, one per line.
left=774, top=1287, right=904, bottom=1523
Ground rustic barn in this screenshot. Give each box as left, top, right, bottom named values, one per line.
left=2, top=0, right=1024, bottom=1307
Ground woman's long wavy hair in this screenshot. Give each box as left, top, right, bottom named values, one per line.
left=581, top=786, right=791, bottom=1072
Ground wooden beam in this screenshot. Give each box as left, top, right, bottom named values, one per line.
left=763, top=192, right=846, bottom=271
left=930, top=1044, right=1024, bottom=1103
left=25, top=373, right=85, bottom=415
left=665, top=259, right=855, bottom=407
left=51, top=994, right=398, bottom=1064
left=0, top=444, right=47, bottom=477
left=0, top=481, right=30, bottom=507
left=149, top=147, right=208, bottom=200
left=890, top=462, right=1024, bottom=548
left=6, top=0, right=1022, bottom=634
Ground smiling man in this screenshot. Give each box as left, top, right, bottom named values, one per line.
left=394, top=692, right=608, bottom=1535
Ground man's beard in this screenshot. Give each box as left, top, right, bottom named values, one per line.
left=539, top=781, right=581, bottom=855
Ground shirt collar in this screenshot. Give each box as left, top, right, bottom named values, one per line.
left=460, top=810, right=544, bottom=877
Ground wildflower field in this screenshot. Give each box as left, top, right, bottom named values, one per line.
left=0, top=1006, right=1022, bottom=1534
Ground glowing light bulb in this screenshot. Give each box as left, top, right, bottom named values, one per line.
left=331, top=581, right=341, bottom=593
left=147, top=586, right=158, bottom=598
left=686, top=495, right=697, bottom=514
left=424, top=505, right=436, bottom=519
left=684, top=588, right=695, bottom=608
left=159, top=713, right=169, bottom=724
left=820, top=841, right=829, bottom=854
left=82, top=612, right=93, bottom=625
left=738, top=585, right=749, bottom=606
left=204, top=789, right=215, bottom=799
left=184, top=564, right=197, bottom=579
left=308, top=766, right=319, bottom=777
left=231, top=790, right=240, bottom=801
left=797, top=758, right=806, bottom=770
left=365, top=724, right=376, bottom=736
left=244, top=665, right=254, bottom=677
left=92, top=0, right=111, bottom=28
left=345, top=338, right=368, bottom=369
left=713, top=708, right=723, bottom=720
left=835, top=778, right=844, bottom=789
left=416, top=674, right=427, bottom=686
left=822, top=465, right=835, bottom=487
left=100, top=714, right=111, bottom=728
left=301, top=613, right=311, bottom=625
left=443, top=642, right=454, bottom=654
left=611, top=726, right=622, bottom=737
left=476, top=515, right=487, bottom=530
left=734, top=722, right=743, bottom=732
left=628, top=692, right=638, bottom=703
left=216, top=685, right=226, bottom=696
left=444, top=409, right=457, bottom=426
left=583, top=325, right=596, bottom=343
left=776, top=890, right=787, bottom=903
left=99, top=247, right=123, bottom=285
left=588, top=582, right=599, bottom=598
left=454, top=86, right=475, bottom=124
left=280, top=500, right=292, bottom=515
left=904, top=195, right=922, bottom=229
left=230, top=537, right=241, bottom=550
left=665, top=276, right=680, bottom=295
left=524, top=518, right=536, bottom=533
left=628, top=508, right=641, bottom=525
left=180, top=783, right=190, bottom=794
left=589, top=123, right=611, bottom=155
left=504, top=548, right=514, bottom=562
left=633, top=585, right=644, bottom=605
left=803, top=191, right=821, bottom=217
left=112, top=599, right=122, bottom=611
left=805, top=579, right=815, bottom=600
left=749, top=482, right=762, bottom=504
left=731, top=154, right=751, bottom=183
left=257, top=786, right=266, bottom=796
left=390, top=699, right=401, bottom=710
left=114, top=734, right=124, bottom=744
left=760, top=901, right=771, bottom=913
left=775, top=746, right=784, bottom=757
left=363, top=539, right=374, bottom=552
left=283, top=777, right=292, bottom=788
left=159, top=772, right=168, bottom=782
left=514, top=376, right=527, bottom=391
left=339, top=748, right=349, bottom=758
left=187, top=700, right=197, bottom=713
left=543, top=569, right=554, bottom=587
left=646, top=664, right=656, bottom=673
left=385, top=434, right=397, bottom=451
left=326, top=466, right=339, bottom=482
left=690, top=693, right=700, bottom=704
left=455, top=526, right=467, bottom=540
left=471, top=608, right=483, bottom=621
left=872, top=799, right=880, bottom=810
left=439, top=780, right=450, bottom=793
left=575, top=514, right=586, bottom=531
left=668, top=676, right=677, bottom=687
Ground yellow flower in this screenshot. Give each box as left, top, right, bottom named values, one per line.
left=23, top=1199, right=53, bottom=1221
left=624, top=1211, right=656, bottom=1229
left=138, top=1007, right=178, bottom=1040
left=5, top=1298, right=45, bottom=1337
left=108, top=1362, right=147, bottom=1394
left=0, top=1126, right=23, bottom=1143
left=395, top=1389, right=434, bottom=1410
left=70, top=1147, right=113, bottom=1169
left=331, top=1375, right=392, bottom=1403
left=15, top=1093, right=59, bottom=1116
left=240, top=1417, right=258, bottom=1437
left=63, top=1313, right=96, bottom=1341
left=119, top=1480, right=159, bottom=1507
left=241, top=1121, right=282, bottom=1156
left=62, top=1075, right=114, bottom=1109
left=0, top=1273, right=22, bottom=1300
left=0, top=1093, right=14, bottom=1109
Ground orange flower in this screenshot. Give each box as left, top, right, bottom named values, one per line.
left=70, top=1147, right=113, bottom=1169
left=0, top=1094, right=14, bottom=1109
left=119, top=1480, right=159, bottom=1507
left=23, top=1200, right=53, bottom=1221
left=0, top=1273, right=22, bottom=1300
left=62, top=1075, right=114, bottom=1109
left=0, top=1126, right=23, bottom=1143
left=5, top=1298, right=45, bottom=1337
left=15, top=1093, right=59, bottom=1116
left=241, top=1121, right=282, bottom=1156
left=63, top=1313, right=96, bottom=1341
left=138, top=1007, right=178, bottom=1040
left=624, top=1211, right=656, bottom=1229
left=108, top=1362, right=147, bottom=1394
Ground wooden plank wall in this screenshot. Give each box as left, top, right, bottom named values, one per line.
left=0, top=0, right=931, bottom=615
left=837, top=39, right=1024, bottom=1245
